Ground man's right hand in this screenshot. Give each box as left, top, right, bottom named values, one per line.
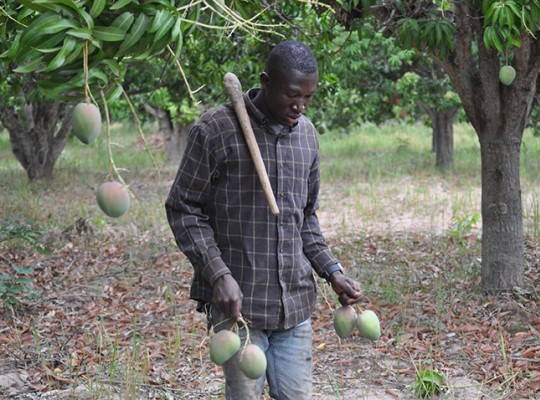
left=212, top=273, right=243, bottom=321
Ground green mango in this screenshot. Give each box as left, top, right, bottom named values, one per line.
left=499, top=65, right=516, bottom=86
left=238, top=344, right=267, bottom=379
left=357, top=310, right=381, bottom=341
left=72, top=102, right=101, bottom=144
left=96, top=181, right=130, bottom=218
left=333, top=305, right=357, bottom=339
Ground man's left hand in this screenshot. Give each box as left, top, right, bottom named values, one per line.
left=329, top=273, right=363, bottom=306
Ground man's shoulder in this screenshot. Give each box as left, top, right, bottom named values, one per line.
left=190, top=104, right=240, bottom=145
left=198, top=103, right=236, bottom=127
left=296, top=114, right=317, bottom=136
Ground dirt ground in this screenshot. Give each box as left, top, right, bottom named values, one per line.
left=1, top=179, right=539, bottom=399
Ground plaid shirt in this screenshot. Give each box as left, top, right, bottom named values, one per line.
left=165, top=88, right=338, bottom=330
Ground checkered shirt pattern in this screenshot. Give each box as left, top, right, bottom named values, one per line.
left=165, top=89, right=338, bottom=330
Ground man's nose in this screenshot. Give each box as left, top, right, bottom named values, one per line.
left=292, top=102, right=306, bottom=112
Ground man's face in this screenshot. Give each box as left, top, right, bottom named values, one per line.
left=263, top=68, right=318, bottom=127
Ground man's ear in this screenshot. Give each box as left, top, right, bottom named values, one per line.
left=260, top=72, right=270, bottom=89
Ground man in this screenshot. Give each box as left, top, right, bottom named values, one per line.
left=166, top=40, right=362, bottom=399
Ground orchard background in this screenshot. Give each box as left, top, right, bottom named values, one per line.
left=1, top=1, right=540, bottom=399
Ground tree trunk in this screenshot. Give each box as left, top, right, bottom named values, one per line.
left=419, top=101, right=457, bottom=172
left=144, top=104, right=192, bottom=166
left=479, top=134, right=524, bottom=290
left=0, top=101, right=72, bottom=180
left=328, top=0, right=540, bottom=292
left=170, top=123, right=191, bottom=166
left=437, top=4, right=540, bottom=292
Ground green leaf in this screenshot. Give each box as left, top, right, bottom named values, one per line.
left=142, top=0, right=176, bottom=9
left=111, top=12, right=135, bottom=32
left=41, top=19, right=80, bottom=35
left=171, top=15, right=182, bottom=38
left=100, top=59, right=124, bottom=77
left=19, top=13, right=59, bottom=50
left=18, top=0, right=52, bottom=12
left=171, top=18, right=183, bottom=57
left=89, top=68, right=109, bottom=85
left=154, top=13, right=175, bottom=41
left=3, top=32, right=21, bottom=59
left=482, top=0, right=491, bottom=14
left=435, top=22, right=443, bottom=48
left=13, top=56, right=43, bottom=73
left=33, top=32, right=65, bottom=53
left=66, top=27, right=93, bottom=39
left=79, top=9, right=95, bottom=30
left=110, top=0, right=133, bottom=10
left=34, top=46, right=63, bottom=54
left=93, top=26, right=126, bottom=42
left=19, top=1, right=62, bottom=14
left=44, top=36, right=76, bottom=71
left=510, top=35, right=522, bottom=48
left=505, top=1, right=521, bottom=19
left=38, top=0, right=80, bottom=12
left=418, top=369, right=444, bottom=385
left=105, top=83, right=125, bottom=102
left=131, top=46, right=153, bottom=61
left=484, top=2, right=497, bottom=25
left=484, top=25, right=504, bottom=52
left=89, top=0, right=106, bottom=18
left=361, top=0, right=373, bottom=16
left=149, top=9, right=168, bottom=33
left=118, top=14, right=149, bottom=54
left=37, top=78, right=81, bottom=99
left=62, top=41, right=84, bottom=66
left=483, top=26, right=493, bottom=49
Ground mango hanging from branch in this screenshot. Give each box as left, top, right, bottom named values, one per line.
left=96, top=181, right=130, bottom=218
left=499, top=65, right=516, bottom=86
left=72, top=103, right=101, bottom=144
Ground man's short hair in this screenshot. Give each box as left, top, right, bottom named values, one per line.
left=266, top=40, right=318, bottom=76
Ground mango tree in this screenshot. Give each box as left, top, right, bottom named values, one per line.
left=0, top=0, right=274, bottom=179
left=324, top=0, right=540, bottom=291
left=321, top=24, right=461, bottom=170
left=123, top=2, right=341, bottom=166
left=119, top=32, right=265, bottom=166
left=396, top=62, right=462, bottom=170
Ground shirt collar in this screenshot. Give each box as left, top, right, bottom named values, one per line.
left=244, top=88, right=296, bottom=135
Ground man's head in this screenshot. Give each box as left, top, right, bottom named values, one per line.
left=258, top=40, right=318, bottom=127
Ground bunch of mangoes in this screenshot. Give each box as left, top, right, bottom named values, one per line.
left=71, top=102, right=131, bottom=218
left=333, top=305, right=381, bottom=341
left=209, top=326, right=267, bottom=380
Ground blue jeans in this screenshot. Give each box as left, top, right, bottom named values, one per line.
left=210, top=308, right=313, bottom=400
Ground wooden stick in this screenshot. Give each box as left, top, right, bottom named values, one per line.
left=223, top=72, right=280, bottom=216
